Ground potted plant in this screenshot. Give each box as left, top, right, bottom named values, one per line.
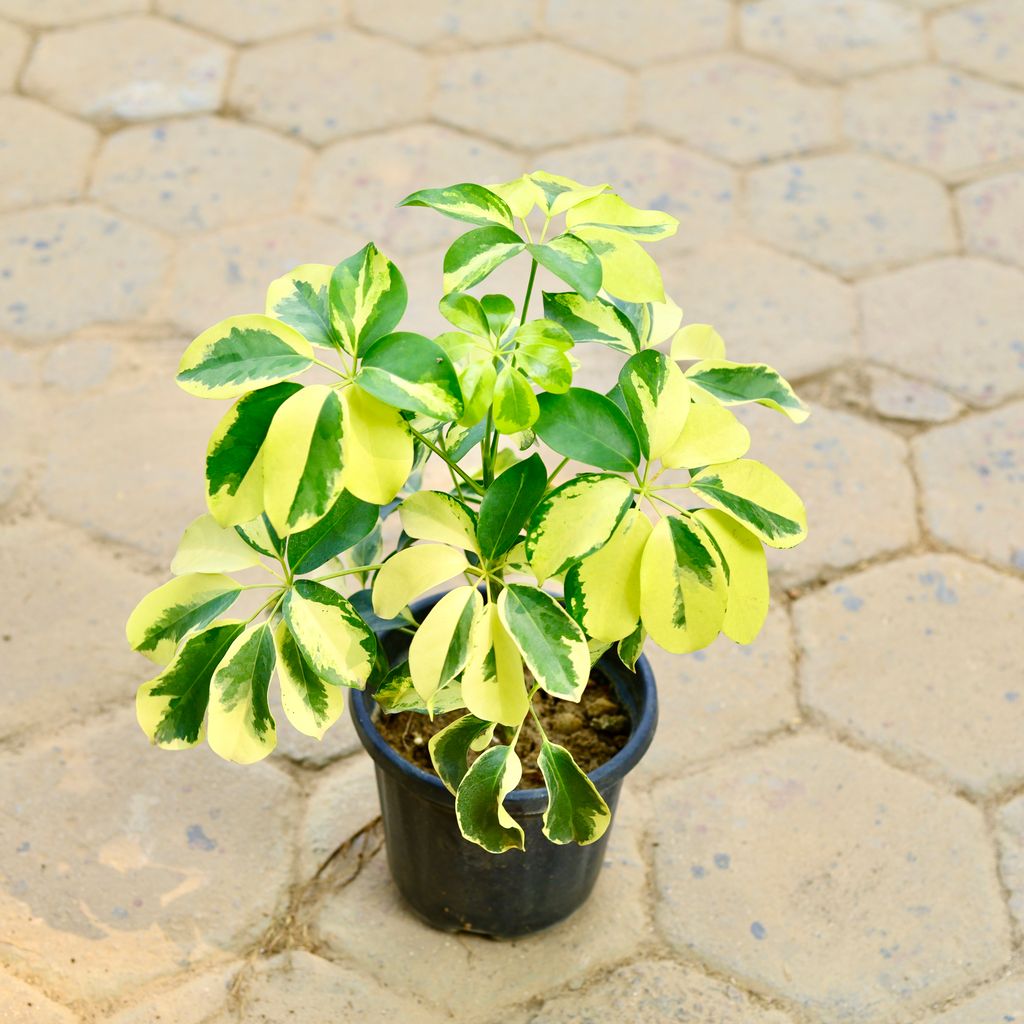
left=126, top=171, right=808, bottom=938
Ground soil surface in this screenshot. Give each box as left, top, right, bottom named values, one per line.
left=373, top=676, right=630, bottom=788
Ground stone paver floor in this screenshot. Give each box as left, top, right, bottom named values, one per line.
left=1, top=1, right=1023, bottom=1022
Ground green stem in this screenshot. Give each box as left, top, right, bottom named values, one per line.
left=519, top=259, right=539, bottom=326
left=310, top=357, right=349, bottom=380
left=313, top=563, right=385, bottom=583
left=651, top=493, right=690, bottom=516
left=245, top=591, right=284, bottom=625
left=481, top=408, right=496, bottom=488
left=546, top=456, right=569, bottom=490
left=409, top=425, right=485, bottom=495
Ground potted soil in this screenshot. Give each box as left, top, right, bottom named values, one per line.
left=126, top=171, right=809, bottom=938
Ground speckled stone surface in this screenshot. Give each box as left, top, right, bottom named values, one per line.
left=958, top=170, right=1024, bottom=268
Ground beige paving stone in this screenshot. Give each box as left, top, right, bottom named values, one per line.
left=747, top=404, right=918, bottom=585
left=104, top=962, right=239, bottom=1023
left=239, top=951, right=448, bottom=1023
left=860, top=258, right=1024, bottom=407
left=0, top=19, right=28, bottom=88
left=746, top=154, right=956, bottom=277
left=653, top=734, right=1012, bottom=1021
left=844, top=67, right=1024, bottom=182
left=0, top=204, right=169, bottom=340
left=310, top=125, right=522, bottom=256
left=958, top=171, right=1024, bottom=269
left=22, top=16, right=231, bottom=124
left=40, top=362, right=223, bottom=558
left=926, top=976, right=1024, bottom=1024
left=316, top=790, right=653, bottom=1021
left=933, top=1, right=1024, bottom=89
left=434, top=42, right=630, bottom=149
left=865, top=366, right=964, bottom=423
left=535, top=135, right=739, bottom=257
left=0, top=710, right=300, bottom=1002
left=663, top=239, right=857, bottom=379
left=740, top=0, right=926, bottom=79
left=913, top=402, right=1024, bottom=573
left=544, top=0, right=731, bottom=67
left=999, top=796, right=1024, bottom=932
left=272, top=691, right=361, bottom=768
left=640, top=54, right=839, bottom=165
left=40, top=337, right=117, bottom=394
left=158, top=0, right=346, bottom=43
left=0, top=967, right=76, bottom=1023
left=636, top=606, right=798, bottom=781
left=0, top=345, right=35, bottom=386
left=168, top=215, right=361, bottom=336
left=0, top=0, right=145, bottom=26
left=353, top=0, right=538, bottom=47
left=796, top=554, right=1024, bottom=796
left=0, top=96, right=96, bottom=212
left=0, top=520, right=155, bottom=741
left=0, top=382, right=35, bottom=508
left=231, top=29, right=429, bottom=146
left=517, top=958, right=796, bottom=1024
left=92, top=117, right=308, bottom=236
left=298, top=753, right=379, bottom=877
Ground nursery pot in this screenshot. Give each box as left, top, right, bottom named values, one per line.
left=349, top=592, right=658, bottom=939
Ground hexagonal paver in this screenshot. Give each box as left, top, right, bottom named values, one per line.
left=0, top=0, right=144, bottom=26
left=640, top=54, right=839, bottom=165
left=933, top=1, right=1024, bottom=89
left=797, top=555, right=1024, bottom=797
left=999, top=796, right=1024, bottom=932
left=844, top=67, right=1024, bottom=182
left=167, top=216, right=362, bottom=336
left=0, top=968, right=75, bottom=1023
left=353, top=0, right=538, bottom=46
left=0, top=19, right=28, bottom=88
left=316, top=790, right=653, bottom=1021
left=653, top=734, right=1012, bottom=1021
left=230, top=29, right=429, bottom=146
left=0, top=710, right=299, bottom=1002
left=746, top=154, right=956, bottom=277
left=0, top=96, right=96, bottom=212
left=927, top=977, right=1024, bottom=1024
left=0, top=204, right=169, bottom=339
left=0, top=520, right=156, bottom=741
left=860, top=258, right=1024, bottom=407
left=958, top=171, right=1024, bottom=269
left=517, top=959, right=796, bottom=1024
left=636, top=605, right=798, bottom=782
left=434, top=42, right=630, bottom=149
left=309, top=125, right=522, bottom=257
left=105, top=963, right=239, bottom=1024
left=40, top=365, right=222, bottom=558
left=865, top=367, right=963, bottom=423
left=92, top=118, right=309, bottom=235
left=544, top=0, right=730, bottom=67
left=22, top=16, right=230, bottom=123
left=535, top=135, right=738, bottom=257
left=158, top=0, right=345, bottom=43
left=748, top=404, right=918, bottom=585
left=740, top=0, right=926, bottom=79
left=272, top=691, right=361, bottom=768
left=913, top=401, right=1024, bottom=572
left=663, top=239, right=857, bottom=378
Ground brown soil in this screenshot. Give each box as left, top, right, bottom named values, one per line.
left=373, top=676, right=630, bottom=788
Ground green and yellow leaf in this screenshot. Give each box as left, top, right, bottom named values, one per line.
left=488, top=175, right=537, bottom=219
left=689, top=460, right=807, bottom=549
left=170, top=514, right=262, bottom=575
left=443, top=225, right=525, bottom=294
left=263, top=384, right=345, bottom=535
left=429, top=713, right=495, bottom=794
left=399, top=490, right=477, bottom=551
left=573, top=227, right=664, bottom=303
left=527, top=233, right=602, bottom=299
left=671, top=323, right=726, bottom=362
left=399, top=183, right=514, bottom=229
left=685, top=360, right=808, bottom=423
left=661, top=401, right=750, bottom=469
left=371, top=543, right=470, bottom=619
left=527, top=171, right=608, bottom=216
left=234, top=514, right=283, bottom=559
left=177, top=315, right=313, bottom=399
left=541, top=291, right=639, bottom=354
left=286, top=490, right=379, bottom=574
left=409, top=586, right=483, bottom=707
left=538, top=741, right=611, bottom=845
left=454, top=358, right=496, bottom=427
left=525, top=473, right=634, bottom=583
left=497, top=585, right=590, bottom=701
left=375, top=661, right=464, bottom=716
left=461, top=603, right=530, bottom=726
left=439, top=291, right=491, bottom=338
left=617, top=622, right=646, bottom=671
left=618, top=350, right=691, bottom=460
left=274, top=620, right=343, bottom=740
left=567, top=193, right=678, bottom=242
left=207, top=621, right=277, bottom=764
left=265, top=263, right=336, bottom=349
left=640, top=515, right=728, bottom=654
left=493, top=365, right=539, bottom=434
left=356, top=332, right=463, bottom=421
left=340, top=386, right=414, bottom=505
left=127, top=573, right=242, bottom=665
left=565, top=509, right=652, bottom=642
left=455, top=743, right=525, bottom=853
left=283, top=580, right=377, bottom=688
left=329, top=243, right=407, bottom=356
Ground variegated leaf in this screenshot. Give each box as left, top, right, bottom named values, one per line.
left=671, top=323, right=726, bottom=362
left=566, top=193, right=678, bottom=242
left=340, top=386, right=414, bottom=505
left=661, top=401, right=750, bottom=469
left=408, top=586, right=483, bottom=707
left=527, top=171, right=608, bottom=216
left=265, top=263, right=336, bottom=349
left=527, top=233, right=601, bottom=299
left=399, top=183, right=514, bottom=229
left=177, top=315, right=313, bottom=399
left=538, top=741, right=611, bottom=845
left=439, top=290, right=491, bottom=338
left=429, top=713, right=495, bottom=794
left=685, top=360, right=808, bottom=423
left=497, top=584, right=590, bottom=701
left=617, top=622, right=646, bottom=671
left=461, top=603, right=530, bottom=726
left=488, top=175, right=537, bottom=218
left=455, top=743, right=525, bottom=853
left=274, top=620, right=343, bottom=740
left=542, top=290, right=639, bottom=354
left=170, top=514, right=262, bottom=575
left=208, top=621, right=277, bottom=764
left=493, top=365, right=539, bottom=434
left=329, top=243, right=407, bottom=356
left=399, top=490, right=478, bottom=551
left=618, top=350, right=691, bottom=460
left=356, top=332, right=463, bottom=421
left=286, top=490, right=379, bottom=574
left=443, top=225, right=525, bottom=294
left=371, top=543, right=470, bottom=619
left=573, top=227, right=664, bottom=303
left=613, top=294, right=682, bottom=348
left=375, top=661, right=464, bottom=716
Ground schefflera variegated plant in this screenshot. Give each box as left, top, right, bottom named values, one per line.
left=126, top=169, right=809, bottom=855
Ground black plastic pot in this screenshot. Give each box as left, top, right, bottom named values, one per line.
left=349, top=592, right=658, bottom=939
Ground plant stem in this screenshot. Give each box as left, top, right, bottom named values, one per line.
left=481, top=408, right=495, bottom=488
left=650, top=493, right=690, bottom=516
left=520, top=259, right=539, bottom=325
left=408, top=425, right=485, bottom=495
left=309, top=357, right=348, bottom=380
left=313, top=563, right=385, bottom=582
left=546, top=455, right=569, bottom=489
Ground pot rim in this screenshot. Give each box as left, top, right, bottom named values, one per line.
left=349, top=594, right=658, bottom=814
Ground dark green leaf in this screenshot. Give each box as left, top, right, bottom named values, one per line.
left=477, top=453, right=547, bottom=560
left=534, top=388, right=641, bottom=471
left=428, top=712, right=494, bottom=793
left=286, top=490, right=380, bottom=574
